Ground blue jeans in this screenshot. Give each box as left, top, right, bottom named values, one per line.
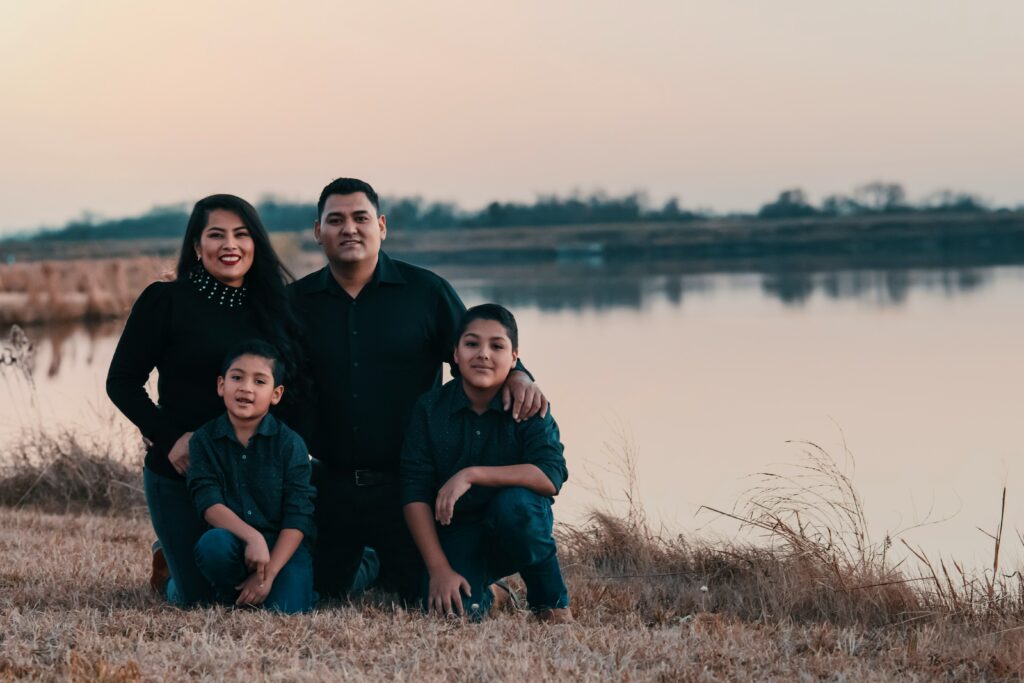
left=194, top=528, right=315, bottom=614
left=143, top=467, right=214, bottom=606
left=429, top=487, right=570, bottom=619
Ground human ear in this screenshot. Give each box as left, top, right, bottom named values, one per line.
left=216, top=376, right=225, bottom=397
left=313, top=221, right=322, bottom=244
left=270, top=385, right=284, bottom=405
left=378, top=214, right=387, bottom=241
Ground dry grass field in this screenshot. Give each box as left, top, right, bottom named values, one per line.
left=4, top=442, right=1024, bottom=680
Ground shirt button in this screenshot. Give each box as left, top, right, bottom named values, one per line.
left=475, top=430, right=481, bottom=436
left=246, top=511, right=252, bottom=516
left=353, top=362, right=359, bottom=368
left=352, top=330, right=358, bottom=336
left=241, top=454, right=246, bottom=460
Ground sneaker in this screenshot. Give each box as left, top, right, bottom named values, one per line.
left=535, top=607, right=574, bottom=624
left=150, top=540, right=170, bottom=597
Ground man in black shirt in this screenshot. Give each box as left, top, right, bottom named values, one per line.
left=289, top=178, right=548, bottom=601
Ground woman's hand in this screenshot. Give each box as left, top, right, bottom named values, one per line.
left=428, top=565, right=471, bottom=616
left=167, top=431, right=193, bottom=475
left=435, top=468, right=473, bottom=525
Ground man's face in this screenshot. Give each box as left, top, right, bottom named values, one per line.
left=314, top=192, right=387, bottom=267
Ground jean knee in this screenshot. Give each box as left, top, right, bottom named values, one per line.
left=195, top=528, right=240, bottom=568
left=488, top=488, right=553, bottom=554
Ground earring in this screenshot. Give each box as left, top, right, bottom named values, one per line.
left=196, top=253, right=201, bottom=261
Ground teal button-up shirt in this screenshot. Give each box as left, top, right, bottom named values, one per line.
left=188, top=412, right=316, bottom=540
left=400, top=379, right=568, bottom=518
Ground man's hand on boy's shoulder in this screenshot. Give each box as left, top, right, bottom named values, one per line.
left=502, top=371, right=549, bottom=423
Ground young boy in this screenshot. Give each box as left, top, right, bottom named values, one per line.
left=186, top=339, right=316, bottom=614
left=400, top=304, right=572, bottom=622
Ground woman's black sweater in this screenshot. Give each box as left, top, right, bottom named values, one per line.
left=106, top=273, right=262, bottom=480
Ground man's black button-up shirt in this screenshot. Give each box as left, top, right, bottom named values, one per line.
left=288, top=252, right=467, bottom=471
left=187, top=412, right=316, bottom=540
left=400, top=380, right=568, bottom=517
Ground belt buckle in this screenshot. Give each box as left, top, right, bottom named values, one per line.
left=353, top=469, right=371, bottom=487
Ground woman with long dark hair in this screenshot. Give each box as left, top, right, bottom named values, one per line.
left=107, top=194, right=304, bottom=605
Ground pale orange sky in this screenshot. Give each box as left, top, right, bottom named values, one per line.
left=1, top=1, right=1022, bottom=234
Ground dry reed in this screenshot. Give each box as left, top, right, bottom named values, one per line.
left=0, top=257, right=170, bottom=326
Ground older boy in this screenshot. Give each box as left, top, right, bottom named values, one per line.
left=187, top=339, right=316, bottom=614
left=401, top=304, right=572, bottom=622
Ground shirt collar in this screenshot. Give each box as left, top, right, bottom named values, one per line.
left=449, top=381, right=505, bottom=415
left=312, top=250, right=407, bottom=296
left=211, top=411, right=280, bottom=443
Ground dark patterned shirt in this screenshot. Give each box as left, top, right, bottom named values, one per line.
left=400, top=379, right=568, bottom=518
left=188, top=413, right=316, bottom=540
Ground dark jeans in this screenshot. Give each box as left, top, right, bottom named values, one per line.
left=313, top=466, right=422, bottom=603
left=194, top=528, right=315, bottom=614
left=143, top=466, right=214, bottom=606
left=430, top=487, right=570, bottom=619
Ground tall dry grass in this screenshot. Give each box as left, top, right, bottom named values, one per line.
left=0, top=257, right=170, bottom=326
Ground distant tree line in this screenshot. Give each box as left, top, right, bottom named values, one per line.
left=757, top=181, right=990, bottom=219
left=21, top=182, right=1008, bottom=242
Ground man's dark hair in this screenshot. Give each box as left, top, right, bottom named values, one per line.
left=455, top=303, right=519, bottom=351
left=220, top=339, right=286, bottom=386
left=317, top=178, right=380, bottom=218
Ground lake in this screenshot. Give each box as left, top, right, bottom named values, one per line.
left=2, top=260, right=1022, bottom=572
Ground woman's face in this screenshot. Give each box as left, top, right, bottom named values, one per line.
left=195, top=209, right=255, bottom=287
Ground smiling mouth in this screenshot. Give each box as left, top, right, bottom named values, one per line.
left=235, top=397, right=254, bottom=405
left=219, top=254, right=242, bottom=265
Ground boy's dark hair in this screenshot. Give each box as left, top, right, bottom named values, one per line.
left=220, top=339, right=286, bottom=386
left=317, top=178, right=380, bottom=217
left=456, top=304, right=519, bottom=351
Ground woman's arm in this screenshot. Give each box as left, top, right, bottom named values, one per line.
left=106, top=282, right=175, bottom=442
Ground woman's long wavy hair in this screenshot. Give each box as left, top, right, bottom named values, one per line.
left=175, top=195, right=306, bottom=399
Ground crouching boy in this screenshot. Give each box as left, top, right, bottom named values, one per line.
left=187, top=339, right=316, bottom=614
left=400, top=304, right=572, bottom=622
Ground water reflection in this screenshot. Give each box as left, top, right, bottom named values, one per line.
left=443, top=261, right=995, bottom=312
left=6, top=264, right=1007, bottom=373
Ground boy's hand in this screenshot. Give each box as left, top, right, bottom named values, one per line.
left=428, top=566, right=471, bottom=616
left=244, top=534, right=271, bottom=585
left=502, top=372, right=548, bottom=422
left=235, top=571, right=273, bottom=607
left=435, top=469, right=473, bottom=525
left=168, top=431, right=193, bottom=475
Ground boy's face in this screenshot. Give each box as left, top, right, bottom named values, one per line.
left=453, top=319, right=519, bottom=392
left=217, top=354, right=284, bottom=422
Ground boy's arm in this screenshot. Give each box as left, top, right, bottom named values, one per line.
left=403, top=502, right=470, bottom=615
left=434, top=464, right=554, bottom=526
left=279, top=435, right=316, bottom=541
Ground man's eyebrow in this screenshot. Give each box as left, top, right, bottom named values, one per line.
left=325, top=210, right=371, bottom=217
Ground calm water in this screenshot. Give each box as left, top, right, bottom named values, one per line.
left=2, top=263, right=1023, bottom=570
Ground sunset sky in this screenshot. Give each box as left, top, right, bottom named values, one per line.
left=1, top=0, right=1021, bottom=234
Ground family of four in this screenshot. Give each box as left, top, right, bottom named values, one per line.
left=106, top=178, right=572, bottom=621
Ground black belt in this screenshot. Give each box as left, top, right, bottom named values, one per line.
left=349, top=469, right=398, bottom=487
